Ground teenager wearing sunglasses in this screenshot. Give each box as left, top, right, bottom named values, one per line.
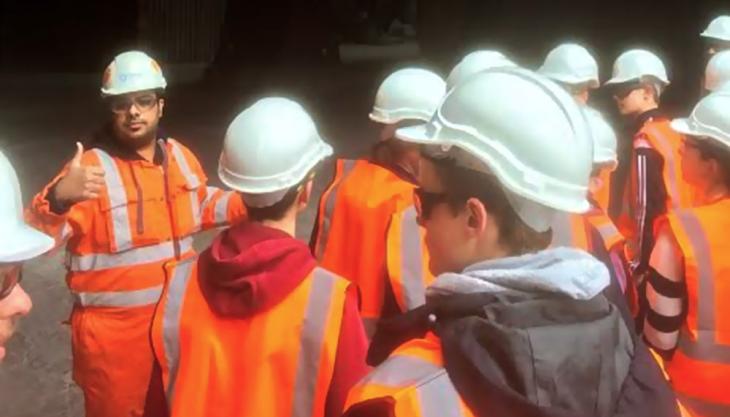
left=604, top=50, right=695, bottom=331
left=0, top=150, right=53, bottom=362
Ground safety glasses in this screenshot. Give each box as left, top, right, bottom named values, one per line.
left=0, top=265, right=22, bottom=301
left=414, top=187, right=451, bottom=222
left=611, top=82, right=643, bottom=99
left=108, top=94, right=159, bottom=114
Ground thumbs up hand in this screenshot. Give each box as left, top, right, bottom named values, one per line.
left=53, top=142, right=106, bottom=204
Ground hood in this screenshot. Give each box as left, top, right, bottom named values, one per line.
left=428, top=247, right=609, bottom=301
left=197, top=221, right=316, bottom=317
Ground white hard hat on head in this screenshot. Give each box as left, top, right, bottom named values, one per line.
left=605, top=49, right=669, bottom=86
left=397, top=68, right=594, bottom=231
left=701, top=16, right=730, bottom=42
left=538, top=43, right=599, bottom=88
left=218, top=97, right=333, bottom=208
left=705, top=50, right=730, bottom=92
left=671, top=91, right=730, bottom=150
left=369, top=68, right=446, bottom=125
left=584, top=107, right=618, bottom=169
left=446, top=50, right=517, bottom=90
left=0, top=150, right=54, bottom=263
left=101, top=51, right=167, bottom=96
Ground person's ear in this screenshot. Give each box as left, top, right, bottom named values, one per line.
left=465, top=197, right=488, bottom=235
left=297, top=179, right=314, bottom=211
left=158, top=98, right=165, bottom=118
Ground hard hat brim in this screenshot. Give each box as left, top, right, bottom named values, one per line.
left=0, top=224, right=54, bottom=263
left=394, top=123, right=434, bottom=145
left=701, top=32, right=730, bottom=42
left=670, top=118, right=695, bottom=137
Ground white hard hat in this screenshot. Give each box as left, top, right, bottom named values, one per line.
left=446, top=50, right=517, bottom=90
left=538, top=43, right=599, bottom=88
left=397, top=68, right=593, bottom=218
left=705, top=50, right=730, bottom=92
left=369, top=68, right=446, bottom=124
left=218, top=97, right=333, bottom=208
left=0, top=151, right=54, bottom=263
left=584, top=107, right=618, bottom=169
left=605, top=49, right=670, bottom=86
left=671, top=91, right=730, bottom=150
left=701, top=16, right=730, bottom=42
left=101, top=51, right=167, bottom=96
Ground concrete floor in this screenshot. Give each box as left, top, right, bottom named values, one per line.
left=0, top=64, right=386, bottom=416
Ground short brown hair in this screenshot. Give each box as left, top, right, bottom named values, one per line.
left=430, top=156, right=552, bottom=255
left=244, top=169, right=317, bottom=222
left=695, top=138, right=730, bottom=188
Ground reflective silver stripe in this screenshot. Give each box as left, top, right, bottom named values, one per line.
left=645, top=125, right=682, bottom=208
left=291, top=268, right=337, bottom=417
left=214, top=192, right=232, bottom=225
left=315, top=160, right=356, bottom=260
left=162, top=258, right=196, bottom=404
left=359, top=354, right=441, bottom=386
left=675, top=210, right=730, bottom=363
left=595, top=222, right=620, bottom=247
left=73, top=285, right=163, bottom=307
left=550, top=211, right=574, bottom=247
left=69, top=237, right=194, bottom=271
left=359, top=354, right=467, bottom=416
left=94, top=149, right=133, bottom=252
left=169, top=141, right=201, bottom=230
left=60, top=222, right=73, bottom=241
left=169, top=141, right=201, bottom=188
left=677, top=393, right=730, bottom=417
left=418, top=373, right=468, bottom=417
left=400, top=206, right=426, bottom=310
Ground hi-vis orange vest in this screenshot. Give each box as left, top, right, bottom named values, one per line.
left=27, top=139, right=245, bottom=308
left=617, top=118, right=694, bottom=246
left=344, top=332, right=475, bottom=417
left=386, top=205, right=434, bottom=314
left=594, top=169, right=613, bottom=214
left=662, top=199, right=730, bottom=417
left=152, top=256, right=350, bottom=417
left=551, top=208, right=625, bottom=254
left=311, top=159, right=432, bottom=332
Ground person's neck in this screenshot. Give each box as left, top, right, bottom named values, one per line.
left=697, top=181, right=730, bottom=205
left=261, top=215, right=297, bottom=237
left=136, top=138, right=157, bottom=162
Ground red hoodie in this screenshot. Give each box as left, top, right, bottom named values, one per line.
left=144, top=221, right=370, bottom=417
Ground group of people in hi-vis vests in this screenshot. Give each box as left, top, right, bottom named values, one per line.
left=2, top=13, right=730, bottom=417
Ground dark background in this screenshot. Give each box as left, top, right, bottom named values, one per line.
left=1, top=1, right=729, bottom=92
left=1, top=0, right=729, bottom=112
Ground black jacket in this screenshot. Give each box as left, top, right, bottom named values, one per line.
left=358, top=286, right=680, bottom=417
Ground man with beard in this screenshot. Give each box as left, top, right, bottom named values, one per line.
left=26, top=51, right=246, bottom=417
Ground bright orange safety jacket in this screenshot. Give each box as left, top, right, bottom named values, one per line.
left=662, top=198, right=730, bottom=417
left=344, top=332, right=475, bottom=417
left=311, top=159, right=433, bottom=333
left=151, top=256, right=351, bottom=417
left=26, top=137, right=245, bottom=417
left=28, top=138, right=245, bottom=308
left=617, top=117, right=694, bottom=259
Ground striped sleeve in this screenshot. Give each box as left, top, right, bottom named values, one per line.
left=643, top=266, right=687, bottom=359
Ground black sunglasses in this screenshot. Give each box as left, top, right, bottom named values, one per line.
left=414, top=187, right=451, bottom=221
left=611, top=82, right=643, bottom=99
left=0, top=266, right=22, bottom=301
